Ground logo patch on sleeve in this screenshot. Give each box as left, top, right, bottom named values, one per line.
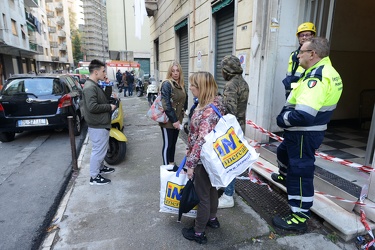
left=307, top=80, right=317, bottom=88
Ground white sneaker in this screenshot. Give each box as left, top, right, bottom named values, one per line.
left=218, top=194, right=234, bottom=209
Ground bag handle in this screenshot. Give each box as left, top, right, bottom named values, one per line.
left=176, top=156, right=186, bottom=177
left=209, top=104, right=222, bottom=118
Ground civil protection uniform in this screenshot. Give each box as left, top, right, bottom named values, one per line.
left=282, top=49, right=305, bottom=99
left=276, top=56, right=343, bottom=217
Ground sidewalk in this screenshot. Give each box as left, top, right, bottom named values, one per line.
left=43, top=95, right=348, bottom=249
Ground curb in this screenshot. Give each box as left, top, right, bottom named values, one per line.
left=41, top=135, right=90, bottom=249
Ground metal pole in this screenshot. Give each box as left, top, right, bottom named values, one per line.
left=68, top=116, right=78, bottom=171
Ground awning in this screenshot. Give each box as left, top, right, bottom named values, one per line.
left=212, top=0, right=233, bottom=14
left=27, top=23, right=35, bottom=31
left=174, top=19, right=188, bottom=31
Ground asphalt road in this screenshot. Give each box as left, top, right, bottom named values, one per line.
left=0, top=127, right=87, bottom=250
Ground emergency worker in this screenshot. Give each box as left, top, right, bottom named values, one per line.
left=272, top=37, right=343, bottom=231
left=272, top=22, right=317, bottom=186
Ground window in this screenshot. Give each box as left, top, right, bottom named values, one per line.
left=2, top=14, right=7, bottom=31
left=11, top=19, right=17, bottom=36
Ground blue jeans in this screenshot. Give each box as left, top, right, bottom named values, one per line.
left=128, top=84, right=134, bottom=96
left=224, top=179, right=235, bottom=196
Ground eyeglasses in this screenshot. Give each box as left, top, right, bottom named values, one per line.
left=299, top=49, right=313, bottom=54
left=298, top=33, right=313, bottom=38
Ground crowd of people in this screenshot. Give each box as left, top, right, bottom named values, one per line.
left=82, top=21, right=343, bottom=245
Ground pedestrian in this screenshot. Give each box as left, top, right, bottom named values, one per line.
left=217, top=55, right=249, bottom=209
left=81, top=59, right=116, bottom=185
left=126, top=70, right=135, bottom=96
left=272, top=22, right=317, bottom=186
left=272, top=37, right=343, bottom=231
left=182, top=71, right=225, bottom=244
left=116, top=69, right=122, bottom=87
left=122, top=72, right=128, bottom=97
left=159, top=61, right=186, bottom=166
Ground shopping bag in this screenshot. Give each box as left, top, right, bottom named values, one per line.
left=147, top=94, right=169, bottom=123
left=200, top=104, right=259, bottom=187
left=178, top=177, right=199, bottom=222
left=159, top=157, right=197, bottom=218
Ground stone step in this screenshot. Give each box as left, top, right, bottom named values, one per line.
left=254, top=146, right=375, bottom=241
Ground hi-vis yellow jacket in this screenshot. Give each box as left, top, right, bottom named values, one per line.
left=282, top=49, right=305, bottom=88
left=277, top=57, right=343, bottom=131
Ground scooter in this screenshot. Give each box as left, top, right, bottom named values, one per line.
left=135, top=78, right=144, bottom=97
left=105, top=96, right=127, bottom=165
left=146, top=77, right=159, bottom=106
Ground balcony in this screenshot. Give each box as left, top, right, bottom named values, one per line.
left=55, top=2, right=63, bottom=11
left=50, top=42, right=58, bottom=48
left=48, top=27, right=56, bottom=33
left=24, top=0, right=38, bottom=8
left=145, top=0, right=158, bottom=16
left=59, top=44, right=67, bottom=51
left=58, top=30, right=66, bottom=37
left=52, top=56, right=59, bottom=61
left=56, top=17, right=65, bottom=26
left=60, top=56, right=68, bottom=63
left=47, top=11, right=54, bottom=18
left=29, top=42, right=43, bottom=54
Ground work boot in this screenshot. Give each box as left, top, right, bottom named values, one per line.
left=218, top=193, right=234, bottom=208
left=271, top=173, right=286, bottom=186
left=272, top=213, right=308, bottom=232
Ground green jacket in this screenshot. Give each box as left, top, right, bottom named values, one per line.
left=81, top=79, right=112, bottom=129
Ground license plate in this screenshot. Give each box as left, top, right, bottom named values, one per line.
left=18, top=119, right=48, bottom=127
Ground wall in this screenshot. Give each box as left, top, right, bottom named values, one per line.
left=107, top=0, right=151, bottom=59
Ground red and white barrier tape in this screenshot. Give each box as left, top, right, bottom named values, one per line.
left=246, top=120, right=374, bottom=173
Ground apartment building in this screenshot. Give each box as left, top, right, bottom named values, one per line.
left=0, top=0, right=40, bottom=86
left=44, top=0, right=73, bottom=72
left=0, top=0, right=75, bottom=87
left=81, top=0, right=109, bottom=62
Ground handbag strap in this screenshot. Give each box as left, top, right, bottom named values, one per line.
left=209, top=104, right=222, bottom=118
left=175, top=156, right=186, bottom=177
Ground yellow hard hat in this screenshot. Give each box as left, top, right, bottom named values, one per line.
left=296, top=22, right=316, bottom=36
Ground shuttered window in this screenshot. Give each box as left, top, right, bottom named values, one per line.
left=178, top=25, right=189, bottom=93
left=214, top=1, right=234, bottom=93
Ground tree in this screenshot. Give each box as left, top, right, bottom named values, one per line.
left=72, top=32, right=83, bottom=66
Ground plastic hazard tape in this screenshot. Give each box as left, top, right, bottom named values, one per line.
left=252, top=161, right=375, bottom=209
left=246, top=120, right=375, bottom=173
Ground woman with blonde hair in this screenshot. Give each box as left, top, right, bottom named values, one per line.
left=182, top=71, right=225, bottom=244
left=159, top=61, right=186, bottom=166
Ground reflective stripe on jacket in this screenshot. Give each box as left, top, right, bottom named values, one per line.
left=277, top=57, right=343, bottom=131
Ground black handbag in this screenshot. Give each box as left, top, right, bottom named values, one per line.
left=178, top=176, right=200, bottom=222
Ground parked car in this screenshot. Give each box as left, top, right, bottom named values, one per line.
left=68, top=73, right=87, bottom=87
left=0, top=74, right=84, bottom=142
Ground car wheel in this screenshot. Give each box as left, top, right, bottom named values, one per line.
left=0, top=132, right=16, bottom=142
left=73, top=113, right=82, bottom=136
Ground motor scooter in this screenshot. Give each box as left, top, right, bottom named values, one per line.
left=135, top=78, right=144, bottom=97
left=105, top=95, right=127, bottom=165
left=146, top=77, right=159, bottom=106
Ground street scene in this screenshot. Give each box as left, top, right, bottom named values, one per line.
left=0, top=0, right=375, bottom=250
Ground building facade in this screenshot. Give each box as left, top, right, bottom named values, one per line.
left=0, top=0, right=40, bottom=86
left=147, top=0, right=375, bottom=140
left=81, top=0, right=109, bottom=62
left=0, top=0, right=75, bottom=87
left=106, top=0, right=151, bottom=77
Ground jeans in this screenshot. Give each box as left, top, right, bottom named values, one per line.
left=224, top=179, right=235, bottom=196
left=128, top=84, right=134, bottom=96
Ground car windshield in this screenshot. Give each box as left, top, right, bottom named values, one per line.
left=2, top=78, right=63, bottom=96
